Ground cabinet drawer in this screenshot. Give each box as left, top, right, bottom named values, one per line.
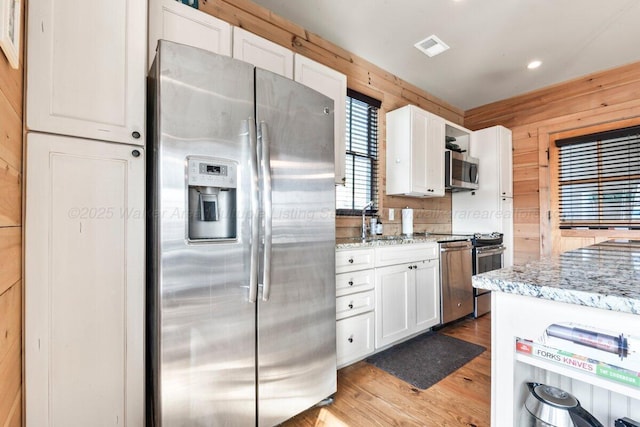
left=336, top=290, right=374, bottom=320
left=336, top=312, right=374, bottom=368
left=336, top=270, right=374, bottom=296
left=375, top=243, right=438, bottom=267
left=336, top=248, right=374, bottom=273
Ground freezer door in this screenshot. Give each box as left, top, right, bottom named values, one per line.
left=255, top=69, right=337, bottom=426
left=148, top=41, right=257, bottom=426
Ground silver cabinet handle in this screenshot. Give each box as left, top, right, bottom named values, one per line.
left=259, top=121, right=273, bottom=302
left=248, top=118, right=259, bottom=303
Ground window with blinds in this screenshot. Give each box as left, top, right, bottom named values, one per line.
left=336, top=90, right=381, bottom=215
left=556, top=125, right=640, bottom=229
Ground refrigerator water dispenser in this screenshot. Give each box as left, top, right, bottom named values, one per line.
left=187, top=157, right=237, bottom=240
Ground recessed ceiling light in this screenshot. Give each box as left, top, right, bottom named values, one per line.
left=414, top=35, right=450, bottom=58
left=527, top=60, right=542, bottom=70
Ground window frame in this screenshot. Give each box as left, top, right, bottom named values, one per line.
left=336, top=89, right=381, bottom=217
left=554, top=125, right=640, bottom=229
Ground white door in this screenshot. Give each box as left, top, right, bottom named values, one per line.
left=294, top=54, right=347, bottom=185
left=499, top=126, right=513, bottom=197
left=501, top=196, right=514, bottom=268
left=375, top=263, right=414, bottom=348
left=232, top=27, right=294, bottom=78
left=25, top=133, right=145, bottom=427
left=148, top=0, right=232, bottom=67
left=26, top=0, right=146, bottom=145
left=414, top=259, right=441, bottom=331
left=426, top=113, right=445, bottom=196
left=410, top=107, right=430, bottom=195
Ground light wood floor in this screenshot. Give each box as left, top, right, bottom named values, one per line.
left=282, top=314, right=491, bottom=427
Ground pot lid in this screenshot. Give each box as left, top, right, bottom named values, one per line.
left=532, top=384, right=578, bottom=409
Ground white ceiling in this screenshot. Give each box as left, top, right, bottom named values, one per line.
left=249, top=0, right=640, bottom=111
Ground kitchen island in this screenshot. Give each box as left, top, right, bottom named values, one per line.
left=473, top=240, right=640, bottom=426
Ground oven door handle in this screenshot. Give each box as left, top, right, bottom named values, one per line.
left=476, top=247, right=505, bottom=256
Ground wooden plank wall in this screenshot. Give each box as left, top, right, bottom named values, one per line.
left=465, top=62, right=640, bottom=263
left=0, top=1, right=24, bottom=425
left=199, top=0, right=464, bottom=238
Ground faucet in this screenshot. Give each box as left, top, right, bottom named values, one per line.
left=361, top=200, right=374, bottom=240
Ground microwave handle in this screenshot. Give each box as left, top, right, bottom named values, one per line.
left=470, top=163, right=478, bottom=184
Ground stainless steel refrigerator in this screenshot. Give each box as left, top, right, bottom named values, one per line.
left=147, top=40, right=337, bottom=426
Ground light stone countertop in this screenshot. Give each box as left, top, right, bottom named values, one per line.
left=336, top=233, right=473, bottom=249
left=472, top=240, right=640, bottom=315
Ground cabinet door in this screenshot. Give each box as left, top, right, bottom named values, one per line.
left=232, top=27, right=293, bottom=78
left=410, top=106, right=430, bottom=195
left=27, top=0, right=146, bottom=145
left=375, top=263, right=415, bottom=349
left=415, top=259, right=441, bottom=331
left=386, top=105, right=444, bottom=197
left=499, top=126, right=513, bottom=197
left=148, top=0, right=232, bottom=67
left=294, top=54, right=347, bottom=185
left=25, top=133, right=145, bottom=427
left=336, top=312, right=374, bottom=368
left=501, top=196, right=514, bottom=268
left=426, top=113, right=445, bottom=196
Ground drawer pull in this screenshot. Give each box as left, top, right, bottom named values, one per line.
left=408, top=265, right=413, bottom=270
left=414, top=265, right=418, bottom=269
left=348, top=336, right=354, bottom=343
left=348, top=258, right=354, bottom=264
left=348, top=280, right=354, bottom=286
left=348, top=303, right=354, bottom=309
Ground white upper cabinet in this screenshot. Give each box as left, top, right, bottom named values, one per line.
left=294, top=54, right=347, bottom=185
left=26, top=0, right=146, bottom=146
left=232, top=27, right=294, bottom=78
left=498, top=125, right=513, bottom=197
left=148, top=0, right=232, bottom=67
left=469, top=125, right=513, bottom=198
left=386, top=105, right=445, bottom=197
left=426, top=113, right=446, bottom=195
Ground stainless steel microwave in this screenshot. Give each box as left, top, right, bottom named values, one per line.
left=445, top=150, right=479, bottom=191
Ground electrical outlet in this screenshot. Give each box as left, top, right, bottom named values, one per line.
left=389, top=208, right=394, bottom=221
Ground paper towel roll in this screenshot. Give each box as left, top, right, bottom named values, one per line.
left=402, top=208, right=413, bottom=236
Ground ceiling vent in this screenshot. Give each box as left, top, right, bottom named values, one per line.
left=414, top=35, right=449, bottom=57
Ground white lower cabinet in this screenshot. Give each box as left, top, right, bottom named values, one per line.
left=336, top=243, right=440, bottom=366
left=335, top=248, right=375, bottom=368
left=415, top=258, right=440, bottom=331
left=375, top=263, right=412, bottom=348
left=25, top=133, right=145, bottom=427
left=374, top=244, right=440, bottom=349
left=336, top=313, right=375, bottom=368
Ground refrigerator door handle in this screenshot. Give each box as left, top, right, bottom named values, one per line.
left=259, top=121, right=273, bottom=302
left=248, top=118, right=260, bottom=303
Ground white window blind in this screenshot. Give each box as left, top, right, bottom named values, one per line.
left=556, top=125, right=640, bottom=228
left=336, top=90, right=380, bottom=215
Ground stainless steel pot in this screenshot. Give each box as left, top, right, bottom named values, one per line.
left=520, top=382, right=604, bottom=427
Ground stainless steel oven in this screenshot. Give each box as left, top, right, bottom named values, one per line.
left=472, top=233, right=505, bottom=317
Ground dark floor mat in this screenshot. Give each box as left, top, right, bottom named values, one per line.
left=366, top=331, right=486, bottom=390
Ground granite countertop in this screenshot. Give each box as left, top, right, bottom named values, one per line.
left=336, top=233, right=472, bottom=249
left=473, top=240, right=640, bottom=315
